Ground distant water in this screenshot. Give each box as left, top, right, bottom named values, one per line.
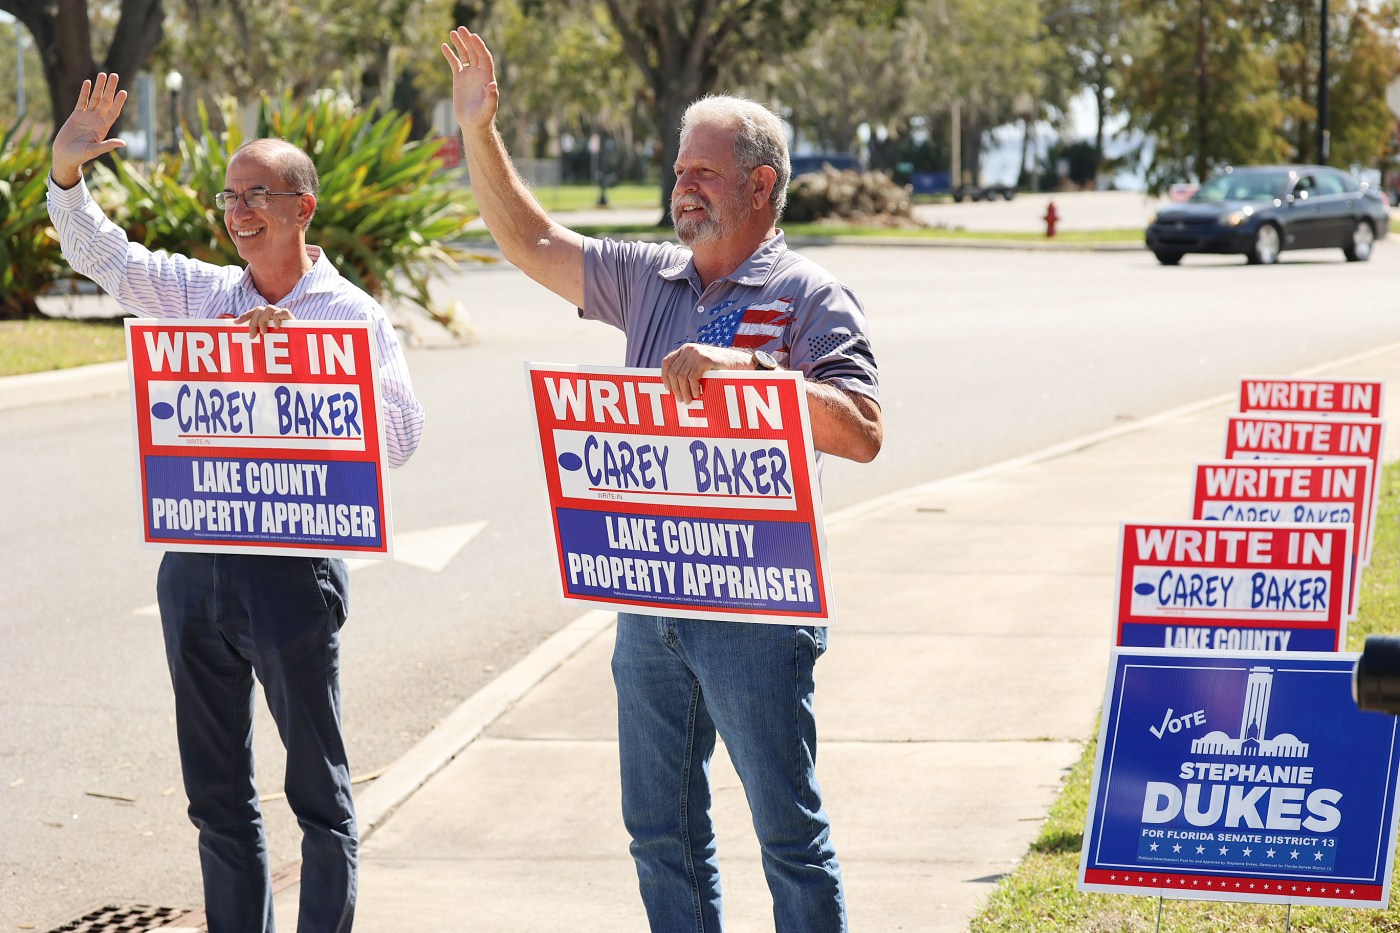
left=979, top=118, right=1149, bottom=192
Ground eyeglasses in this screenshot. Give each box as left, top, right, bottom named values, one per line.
left=214, top=187, right=307, bottom=210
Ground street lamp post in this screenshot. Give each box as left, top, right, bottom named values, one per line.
left=165, top=69, right=183, bottom=154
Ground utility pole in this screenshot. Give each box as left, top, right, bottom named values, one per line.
left=15, top=22, right=24, bottom=119
left=1318, top=0, right=1330, bottom=164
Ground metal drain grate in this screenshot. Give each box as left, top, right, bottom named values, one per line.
left=44, top=904, right=191, bottom=933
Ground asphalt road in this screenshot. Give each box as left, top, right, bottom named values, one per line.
left=6, top=235, right=1400, bottom=929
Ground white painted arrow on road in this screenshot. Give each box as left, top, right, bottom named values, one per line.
left=345, top=521, right=487, bottom=573
left=132, top=521, right=488, bottom=616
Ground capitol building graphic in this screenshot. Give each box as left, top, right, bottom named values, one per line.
left=1190, top=666, right=1310, bottom=757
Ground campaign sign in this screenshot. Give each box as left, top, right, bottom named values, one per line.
left=1239, top=377, right=1384, bottom=419
left=1079, top=649, right=1400, bottom=908
left=125, top=319, right=392, bottom=558
left=525, top=363, right=831, bottom=624
left=1224, top=414, right=1384, bottom=567
left=1115, top=522, right=1351, bottom=652
left=1191, top=459, right=1372, bottom=616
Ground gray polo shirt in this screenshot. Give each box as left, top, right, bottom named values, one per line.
left=581, top=232, right=879, bottom=403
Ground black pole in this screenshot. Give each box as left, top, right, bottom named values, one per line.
left=169, top=89, right=179, bottom=153
left=1318, top=0, right=1329, bottom=164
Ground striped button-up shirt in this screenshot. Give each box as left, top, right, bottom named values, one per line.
left=47, top=177, right=423, bottom=467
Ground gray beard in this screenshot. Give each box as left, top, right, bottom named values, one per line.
left=675, top=216, right=721, bottom=246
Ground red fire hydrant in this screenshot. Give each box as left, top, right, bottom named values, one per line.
left=1043, top=200, right=1059, bottom=238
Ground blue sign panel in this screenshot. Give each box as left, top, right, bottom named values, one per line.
left=554, top=507, right=820, bottom=614
left=1080, top=649, right=1400, bottom=908
left=143, top=456, right=384, bottom=550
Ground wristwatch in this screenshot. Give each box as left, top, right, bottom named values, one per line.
left=752, top=349, right=780, bottom=371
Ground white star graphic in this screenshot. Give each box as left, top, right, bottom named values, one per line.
left=1290, top=850, right=1301, bottom=860
left=1172, top=843, right=1181, bottom=853
left=1219, top=846, right=1230, bottom=855
left=1266, top=848, right=1276, bottom=858
left=1242, top=847, right=1253, bottom=857
left=1314, top=851, right=1324, bottom=861
left=1149, top=842, right=1159, bottom=851
left=1196, top=845, right=1206, bottom=854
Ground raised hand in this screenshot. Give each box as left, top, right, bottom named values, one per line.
left=440, top=27, right=499, bottom=133
left=52, top=73, right=128, bottom=187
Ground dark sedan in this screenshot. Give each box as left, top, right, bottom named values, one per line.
left=1146, top=165, right=1390, bottom=265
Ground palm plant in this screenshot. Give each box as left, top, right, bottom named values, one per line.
left=0, top=125, right=66, bottom=319
left=93, top=94, right=478, bottom=330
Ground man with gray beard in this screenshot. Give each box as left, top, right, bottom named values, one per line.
left=441, top=26, right=881, bottom=932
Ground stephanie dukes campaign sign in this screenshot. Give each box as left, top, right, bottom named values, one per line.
left=1080, top=649, right=1400, bottom=909
left=525, top=363, right=831, bottom=624
left=125, top=319, right=392, bottom=558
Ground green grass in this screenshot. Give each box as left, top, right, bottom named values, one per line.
left=459, top=182, right=661, bottom=215
left=970, top=463, right=1400, bottom=932
left=0, top=317, right=129, bottom=376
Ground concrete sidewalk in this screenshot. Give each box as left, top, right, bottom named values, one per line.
left=254, top=346, right=1399, bottom=931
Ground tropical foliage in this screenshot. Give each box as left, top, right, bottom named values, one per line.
left=0, top=124, right=65, bottom=319
left=90, top=93, right=477, bottom=327
left=254, top=92, right=477, bottom=323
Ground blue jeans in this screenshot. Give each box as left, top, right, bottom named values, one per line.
left=157, top=552, right=357, bottom=933
left=612, top=613, right=846, bottom=933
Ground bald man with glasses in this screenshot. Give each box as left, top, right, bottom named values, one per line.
left=48, top=74, right=423, bottom=933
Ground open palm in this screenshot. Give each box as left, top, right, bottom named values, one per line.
left=440, top=27, right=499, bottom=132
left=52, top=73, right=127, bottom=183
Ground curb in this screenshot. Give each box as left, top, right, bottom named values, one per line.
left=353, top=609, right=618, bottom=839
left=0, top=360, right=127, bottom=412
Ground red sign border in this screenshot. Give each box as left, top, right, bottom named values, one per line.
left=125, top=319, right=393, bottom=558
